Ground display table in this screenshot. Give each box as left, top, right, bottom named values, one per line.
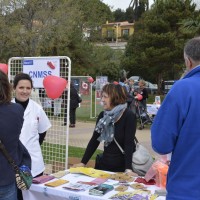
left=23, top=172, right=166, bottom=200
left=147, top=104, right=160, bottom=115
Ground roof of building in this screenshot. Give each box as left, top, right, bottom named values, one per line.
left=102, top=21, right=134, bottom=27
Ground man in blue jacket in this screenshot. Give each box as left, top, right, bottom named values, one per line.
left=151, top=36, right=200, bottom=200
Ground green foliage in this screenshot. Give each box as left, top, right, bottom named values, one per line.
left=125, top=7, right=135, bottom=23
left=113, top=8, right=126, bottom=21
left=179, top=10, right=200, bottom=35
left=129, top=0, right=149, bottom=21
left=0, top=0, right=118, bottom=77
left=68, top=146, right=103, bottom=160
left=77, top=0, right=113, bottom=28
left=122, top=0, right=196, bottom=86
left=88, top=46, right=123, bottom=80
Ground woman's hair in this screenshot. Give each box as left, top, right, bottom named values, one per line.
left=0, top=70, right=12, bottom=104
left=101, top=83, right=127, bottom=107
left=13, top=73, right=33, bottom=89
left=139, top=80, right=146, bottom=86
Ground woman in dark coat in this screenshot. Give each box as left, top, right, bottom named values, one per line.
left=62, top=82, right=81, bottom=127
left=0, top=70, right=27, bottom=200
left=73, top=84, right=137, bottom=176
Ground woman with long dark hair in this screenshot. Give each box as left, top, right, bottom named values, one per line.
left=0, top=70, right=25, bottom=200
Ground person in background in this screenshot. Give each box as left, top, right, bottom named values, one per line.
left=151, top=36, right=200, bottom=199
left=0, top=70, right=25, bottom=200
left=134, top=80, right=148, bottom=109
left=12, top=73, right=51, bottom=200
left=119, top=77, right=130, bottom=92
left=62, top=82, right=81, bottom=127
left=128, top=78, right=135, bottom=96
left=160, top=79, right=165, bottom=95
left=73, top=84, right=137, bottom=176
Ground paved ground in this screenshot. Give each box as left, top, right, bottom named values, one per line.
left=68, top=121, right=159, bottom=159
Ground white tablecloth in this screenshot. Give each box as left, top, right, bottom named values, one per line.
left=23, top=172, right=166, bottom=200
left=147, top=104, right=160, bottom=115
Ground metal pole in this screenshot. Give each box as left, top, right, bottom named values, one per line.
left=116, top=23, right=118, bottom=44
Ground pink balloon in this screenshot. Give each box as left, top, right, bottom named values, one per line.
left=0, top=63, right=8, bottom=74
left=137, top=94, right=143, bottom=100
left=43, top=75, right=67, bottom=99
left=113, top=81, right=119, bottom=85
left=87, top=77, right=94, bottom=83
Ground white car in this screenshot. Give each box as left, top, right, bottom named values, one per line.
left=128, top=76, right=143, bottom=82
left=134, top=80, right=158, bottom=94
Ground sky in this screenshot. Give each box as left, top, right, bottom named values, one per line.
left=102, top=0, right=154, bottom=11
left=102, top=0, right=200, bottom=11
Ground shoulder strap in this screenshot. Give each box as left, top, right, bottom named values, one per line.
left=0, top=140, right=19, bottom=171
left=114, top=138, right=125, bottom=154
left=114, top=136, right=139, bottom=155
left=134, top=137, right=139, bottom=143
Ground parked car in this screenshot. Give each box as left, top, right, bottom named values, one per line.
left=133, top=80, right=158, bottom=94
left=128, top=76, right=143, bottom=82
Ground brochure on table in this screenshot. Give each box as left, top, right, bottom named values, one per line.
left=23, top=168, right=166, bottom=200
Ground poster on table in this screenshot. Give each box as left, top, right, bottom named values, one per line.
left=96, top=76, right=108, bottom=99
left=23, top=57, right=60, bottom=88
left=155, top=96, right=161, bottom=105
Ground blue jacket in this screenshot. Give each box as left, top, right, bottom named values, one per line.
left=0, top=103, right=24, bottom=186
left=151, top=66, right=200, bottom=200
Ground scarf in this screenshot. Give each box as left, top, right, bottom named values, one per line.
left=95, top=103, right=127, bottom=147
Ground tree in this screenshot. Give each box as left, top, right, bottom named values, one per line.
left=179, top=9, right=200, bottom=35
left=89, top=46, right=123, bottom=81
left=125, top=7, right=135, bottom=23
left=129, top=0, right=149, bottom=21
left=0, top=0, right=121, bottom=78
left=113, top=9, right=126, bottom=22
left=122, top=0, right=196, bottom=91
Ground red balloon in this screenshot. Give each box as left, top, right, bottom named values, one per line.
left=87, top=77, right=94, bottom=83
left=0, top=63, right=8, bottom=74
left=137, top=94, right=143, bottom=100
left=113, top=81, right=119, bottom=85
left=43, top=75, right=67, bottom=99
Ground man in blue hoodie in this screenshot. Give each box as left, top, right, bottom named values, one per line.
left=151, top=37, right=200, bottom=200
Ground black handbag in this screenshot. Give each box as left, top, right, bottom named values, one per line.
left=94, top=153, right=103, bottom=170
left=0, top=140, right=33, bottom=190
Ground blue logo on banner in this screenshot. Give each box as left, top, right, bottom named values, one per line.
left=23, top=60, right=33, bottom=65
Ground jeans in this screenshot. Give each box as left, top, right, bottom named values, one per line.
left=0, top=182, right=17, bottom=200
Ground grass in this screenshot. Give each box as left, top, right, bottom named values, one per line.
left=68, top=146, right=103, bottom=160
left=41, top=142, right=103, bottom=163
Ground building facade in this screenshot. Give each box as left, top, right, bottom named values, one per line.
left=101, top=21, right=134, bottom=42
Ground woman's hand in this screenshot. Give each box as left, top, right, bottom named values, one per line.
left=125, top=169, right=138, bottom=177
left=72, top=163, right=85, bottom=168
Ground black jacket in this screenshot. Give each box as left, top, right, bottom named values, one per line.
left=63, top=85, right=80, bottom=109
left=0, top=103, right=25, bottom=186
left=81, top=109, right=137, bottom=172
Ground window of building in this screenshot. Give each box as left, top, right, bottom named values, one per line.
left=107, top=30, right=114, bottom=38
left=122, top=29, right=129, bottom=36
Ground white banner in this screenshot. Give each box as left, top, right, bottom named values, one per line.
left=23, top=57, right=60, bottom=88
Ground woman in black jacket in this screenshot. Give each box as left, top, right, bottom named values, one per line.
left=62, top=82, right=81, bottom=127
left=0, top=70, right=27, bottom=200
left=73, top=84, right=137, bottom=176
